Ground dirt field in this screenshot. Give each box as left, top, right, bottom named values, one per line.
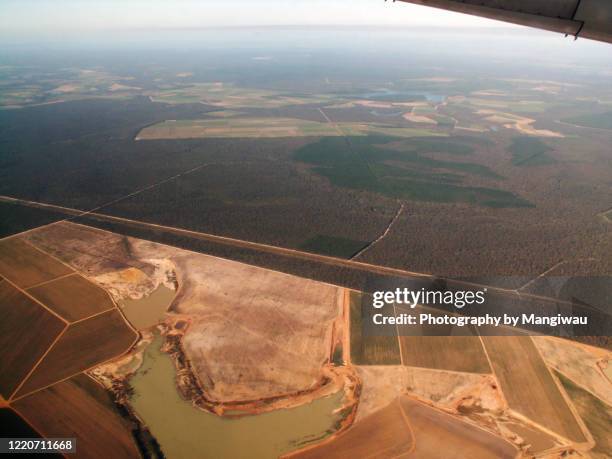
left=28, top=273, right=115, bottom=322
left=136, top=118, right=342, bottom=140
left=533, top=336, right=612, bottom=406
left=0, top=238, right=73, bottom=288
left=558, top=372, right=612, bottom=458
left=481, top=336, right=587, bottom=443
left=354, top=366, right=504, bottom=423
left=286, top=397, right=414, bottom=458
left=13, top=374, right=141, bottom=459
left=164, top=243, right=343, bottom=402
left=136, top=117, right=439, bottom=140
left=15, top=309, right=137, bottom=398
left=399, top=336, right=491, bottom=374
left=0, top=279, right=66, bottom=399
left=401, top=397, right=517, bottom=458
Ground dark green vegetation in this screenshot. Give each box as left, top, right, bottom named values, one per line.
left=563, top=111, right=612, bottom=130
left=508, top=137, right=556, bottom=166
left=295, top=136, right=532, bottom=207
left=0, top=97, right=397, bottom=251
left=349, top=291, right=401, bottom=365
left=299, top=235, right=367, bottom=258
left=0, top=202, right=66, bottom=238
left=1, top=44, right=610, bottom=289
left=557, top=372, right=612, bottom=457
left=0, top=97, right=218, bottom=210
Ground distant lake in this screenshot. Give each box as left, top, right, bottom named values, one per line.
left=359, top=89, right=446, bottom=104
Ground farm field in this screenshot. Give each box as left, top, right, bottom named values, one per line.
left=400, top=397, right=517, bottom=458
left=558, top=372, right=612, bottom=458
left=136, top=117, right=343, bottom=139
left=395, top=305, right=491, bottom=374
left=287, top=397, right=414, bottom=458
left=149, top=83, right=335, bottom=108
left=15, top=309, right=137, bottom=398
left=562, top=111, right=612, bottom=130
left=12, top=374, right=141, bottom=459
left=481, top=335, right=587, bottom=443
left=0, top=279, right=66, bottom=399
left=28, top=273, right=115, bottom=322
left=136, top=117, right=442, bottom=140
left=399, top=335, right=491, bottom=374
left=349, top=291, right=401, bottom=365
left=0, top=238, right=73, bottom=288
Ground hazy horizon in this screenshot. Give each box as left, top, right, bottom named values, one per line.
left=0, top=0, right=512, bottom=33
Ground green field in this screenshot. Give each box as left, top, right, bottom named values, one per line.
left=349, top=291, right=401, bottom=365
left=563, top=111, right=612, bottom=130
left=137, top=117, right=441, bottom=140
left=295, top=135, right=532, bottom=207
left=150, top=83, right=335, bottom=108
left=299, top=235, right=368, bottom=258
left=508, top=136, right=556, bottom=166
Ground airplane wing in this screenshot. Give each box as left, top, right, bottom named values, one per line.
left=397, top=0, right=612, bottom=43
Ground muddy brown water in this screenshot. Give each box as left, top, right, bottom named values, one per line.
left=129, top=333, right=344, bottom=459
left=119, top=285, right=175, bottom=330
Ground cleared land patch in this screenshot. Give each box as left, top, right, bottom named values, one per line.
left=349, top=291, right=401, bottom=365
left=149, top=83, right=333, bottom=108
left=395, top=306, right=490, bottom=373
left=481, top=335, right=587, bottom=443
left=562, top=111, right=612, bottom=130
left=15, top=309, right=137, bottom=398
left=287, top=397, right=413, bottom=458
left=13, top=374, right=141, bottom=459
left=0, top=279, right=66, bottom=399
left=399, top=335, right=491, bottom=374
left=136, top=118, right=342, bottom=140
left=0, top=238, right=73, bottom=289
left=557, top=372, right=612, bottom=458
left=136, top=117, right=440, bottom=140
left=28, top=273, right=115, bottom=322
left=401, top=397, right=517, bottom=458
left=476, top=109, right=563, bottom=137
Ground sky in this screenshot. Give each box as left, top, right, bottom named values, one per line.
left=0, top=0, right=509, bottom=33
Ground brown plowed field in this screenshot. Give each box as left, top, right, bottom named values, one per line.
left=481, top=335, right=587, bottom=443
left=0, top=278, right=65, bottom=399
left=399, top=336, right=491, bottom=374
left=286, top=397, right=413, bottom=458
left=15, top=310, right=137, bottom=398
left=28, top=273, right=115, bottom=322
left=0, top=238, right=72, bottom=288
left=13, top=374, right=141, bottom=459
left=401, top=397, right=517, bottom=458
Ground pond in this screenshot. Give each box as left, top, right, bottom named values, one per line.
left=129, top=333, right=345, bottom=459
left=119, top=285, right=175, bottom=330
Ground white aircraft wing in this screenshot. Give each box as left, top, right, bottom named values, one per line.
left=397, top=0, right=612, bottom=43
